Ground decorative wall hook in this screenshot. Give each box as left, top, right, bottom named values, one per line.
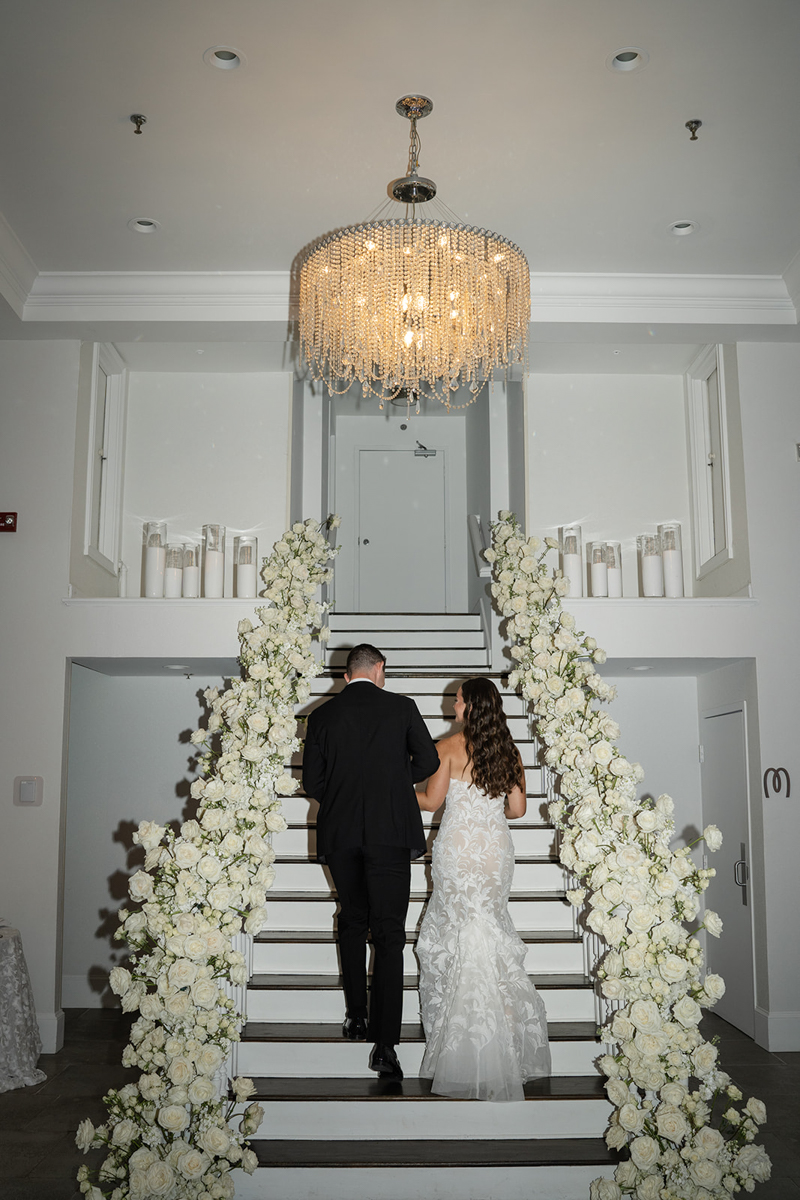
left=130, top=114, right=147, bottom=135
left=685, top=119, right=702, bottom=141
left=763, top=767, right=790, bottom=798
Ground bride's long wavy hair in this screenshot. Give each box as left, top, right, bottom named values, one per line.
left=461, top=677, right=523, bottom=799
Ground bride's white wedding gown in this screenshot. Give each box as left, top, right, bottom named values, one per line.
left=417, top=777, right=552, bottom=1102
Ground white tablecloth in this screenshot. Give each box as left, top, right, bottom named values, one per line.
left=0, top=927, right=47, bottom=1092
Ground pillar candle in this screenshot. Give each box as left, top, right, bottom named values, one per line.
left=663, top=549, right=684, bottom=598
left=182, top=565, right=200, bottom=598
left=204, top=549, right=225, bottom=598
left=236, top=563, right=257, bottom=598
left=642, top=554, right=663, bottom=597
left=591, top=560, right=608, bottom=597
left=144, top=545, right=165, bottom=598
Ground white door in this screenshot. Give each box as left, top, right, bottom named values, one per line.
left=700, top=706, right=755, bottom=1037
left=357, top=449, right=447, bottom=612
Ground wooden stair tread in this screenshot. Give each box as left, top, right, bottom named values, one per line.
left=251, top=1137, right=618, bottom=1168
left=248, top=973, right=591, bottom=990
left=254, top=929, right=582, bottom=944
left=242, top=1075, right=606, bottom=1101
left=241, top=1021, right=599, bottom=1042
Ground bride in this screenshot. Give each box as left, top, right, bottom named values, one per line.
left=415, top=677, right=551, bottom=1102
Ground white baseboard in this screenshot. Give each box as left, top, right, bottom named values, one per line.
left=37, top=1009, right=65, bottom=1054
left=754, top=1006, right=800, bottom=1052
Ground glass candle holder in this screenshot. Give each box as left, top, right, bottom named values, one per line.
left=164, top=543, right=184, bottom=598
left=589, top=541, right=608, bottom=597
left=203, top=524, right=226, bottom=598
left=235, top=535, right=258, bottom=599
left=638, top=533, right=664, bottom=597
left=559, top=525, right=583, bottom=597
left=659, top=522, right=684, bottom=597
left=143, top=521, right=166, bottom=598
left=182, top=543, right=201, bottom=598
left=605, top=541, right=623, bottom=597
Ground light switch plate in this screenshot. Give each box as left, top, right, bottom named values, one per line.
left=14, top=776, right=43, bottom=806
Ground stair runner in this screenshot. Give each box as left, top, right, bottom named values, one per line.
left=235, top=615, right=617, bottom=1200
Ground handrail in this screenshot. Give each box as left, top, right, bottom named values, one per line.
left=467, top=513, right=492, bottom=578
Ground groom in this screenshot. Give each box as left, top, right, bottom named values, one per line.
left=302, top=643, right=439, bottom=1079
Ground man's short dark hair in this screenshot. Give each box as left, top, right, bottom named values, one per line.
left=345, top=644, right=386, bottom=676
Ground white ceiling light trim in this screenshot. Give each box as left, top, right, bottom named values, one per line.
left=607, top=47, right=649, bottom=72
left=669, top=219, right=700, bottom=237
left=203, top=46, right=246, bottom=70
left=127, top=217, right=161, bottom=234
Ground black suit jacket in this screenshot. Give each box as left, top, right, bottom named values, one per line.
left=302, top=681, right=439, bottom=862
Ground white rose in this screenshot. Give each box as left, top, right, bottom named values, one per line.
left=690, top=1158, right=722, bottom=1190
left=157, top=1104, right=189, bottom=1133
left=144, top=1161, right=175, bottom=1196
left=605, top=1079, right=630, bottom=1107
left=656, top=1105, right=688, bottom=1143
left=197, top=855, right=223, bottom=884
left=164, top=990, right=193, bottom=1018
left=207, top=883, right=235, bottom=911
left=128, top=870, right=154, bottom=901
left=75, top=1118, right=96, bottom=1152
left=174, top=841, right=202, bottom=869
left=623, top=947, right=646, bottom=972
left=703, top=824, right=723, bottom=852
left=265, top=811, right=288, bottom=833
left=191, top=978, right=219, bottom=1009
left=694, top=1125, right=725, bottom=1157
left=659, top=954, right=688, bottom=984
left=630, top=1000, right=663, bottom=1035
left=110, top=1118, right=137, bottom=1145
left=205, top=929, right=229, bottom=956
left=653, top=871, right=679, bottom=898
left=109, top=967, right=131, bottom=997
left=167, top=1056, right=194, bottom=1086
left=195, top=1044, right=225, bottom=1076
left=592, top=740, right=614, bottom=766
left=183, top=935, right=208, bottom=961
left=660, top=1082, right=687, bottom=1107
left=616, top=843, right=642, bottom=869
left=589, top=1180, right=622, bottom=1200
left=704, top=910, right=723, bottom=938
left=735, top=1144, right=771, bottom=1182
left=636, top=1177, right=664, bottom=1200
left=188, top=1075, right=217, bottom=1104
left=618, top=1102, right=645, bottom=1133
left=744, top=1097, right=767, bottom=1125
left=629, top=1134, right=659, bottom=1170
left=134, top=819, right=166, bottom=851
left=179, top=1148, right=211, bottom=1180
left=702, top=973, right=726, bottom=1002
left=692, top=1042, right=718, bottom=1076
left=168, top=959, right=198, bottom=989
left=627, top=905, right=658, bottom=935
left=199, top=1124, right=231, bottom=1156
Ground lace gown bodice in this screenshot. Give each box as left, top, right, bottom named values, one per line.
left=416, top=778, right=551, bottom=1102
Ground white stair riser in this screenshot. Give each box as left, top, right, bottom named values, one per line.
left=328, top=614, right=483, bottom=632
left=327, top=649, right=489, bottom=669
left=272, top=861, right=565, bottom=892
left=237, top=1165, right=615, bottom=1200
left=251, top=940, right=585, bottom=976
left=327, top=631, right=486, bottom=650
left=253, top=1098, right=612, bottom=1140
left=238, top=1038, right=598, bottom=1078
left=245, top=987, right=595, bottom=1024
left=278, top=826, right=558, bottom=857
left=261, top=899, right=574, bottom=932
left=299, top=705, right=531, bottom=741
left=277, top=793, right=550, bottom=825
left=307, top=677, right=530, bottom=710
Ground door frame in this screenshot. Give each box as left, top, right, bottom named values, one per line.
left=700, top=700, right=758, bottom=1025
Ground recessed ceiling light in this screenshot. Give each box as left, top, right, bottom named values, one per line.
left=127, top=217, right=160, bottom=234
left=203, top=46, right=245, bottom=70
left=669, top=219, right=699, bottom=236
left=607, top=47, right=649, bottom=72
left=628, top=665, right=653, bottom=672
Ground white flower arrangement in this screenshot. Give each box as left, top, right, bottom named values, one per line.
left=488, top=513, right=771, bottom=1200
left=76, top=516, right=339, bottom=1200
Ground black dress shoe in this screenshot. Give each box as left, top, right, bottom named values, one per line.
left=342, top=1016, right=368, bottom=1041
left=368, top=1043, right=403, bottom=1079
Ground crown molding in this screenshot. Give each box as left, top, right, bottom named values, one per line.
left=0, top=211, right=39, bottom=317
left=12, top=267, right=798, bottom=327
left=782, top=249, right=800, bottom=316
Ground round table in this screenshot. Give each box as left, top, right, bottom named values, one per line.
left=0, top=927, right=47, bottom=1092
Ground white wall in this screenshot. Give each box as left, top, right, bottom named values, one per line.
left=734, top=342, right=800, bottom=1049
left=526, top=373, right=692, bottom=597
left=0, top=340, right=81, bottom=1052
left=598, top=674, right=703, bottom=846
left=62, top=666, right=225, bottom=1007
left=121, top=371, right=292, bottom=597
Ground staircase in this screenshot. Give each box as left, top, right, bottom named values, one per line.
left=236, top=614, right=617, bottom=1200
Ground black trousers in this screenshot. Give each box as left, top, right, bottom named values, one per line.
left=325, top=844, right=412, bottom=1047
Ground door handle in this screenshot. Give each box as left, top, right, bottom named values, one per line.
left=362, top=538, right=370, bottom=545
left=733, top=859, right=748, bottom=887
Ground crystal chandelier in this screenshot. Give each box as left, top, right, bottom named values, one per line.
left=298, top=96, right=530, bottom=410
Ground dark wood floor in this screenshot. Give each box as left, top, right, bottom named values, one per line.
left=0, top=1008, right=796, bottom=1199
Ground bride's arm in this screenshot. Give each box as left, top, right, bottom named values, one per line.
left=504, top=750, right=527, bottom=819
left=416, top=740, right=452, bottom=812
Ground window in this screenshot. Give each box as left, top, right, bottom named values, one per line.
left=84, top=343, right=127, bottom=573
left=686, top=346, right=733, bottom=578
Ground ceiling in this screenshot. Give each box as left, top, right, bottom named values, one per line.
left=2, top=0, right=800, bottom=360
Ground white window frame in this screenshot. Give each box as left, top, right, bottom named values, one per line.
left=686, top=345, right=734, bottom=579
left=84, top=343, right=127, bottom=574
